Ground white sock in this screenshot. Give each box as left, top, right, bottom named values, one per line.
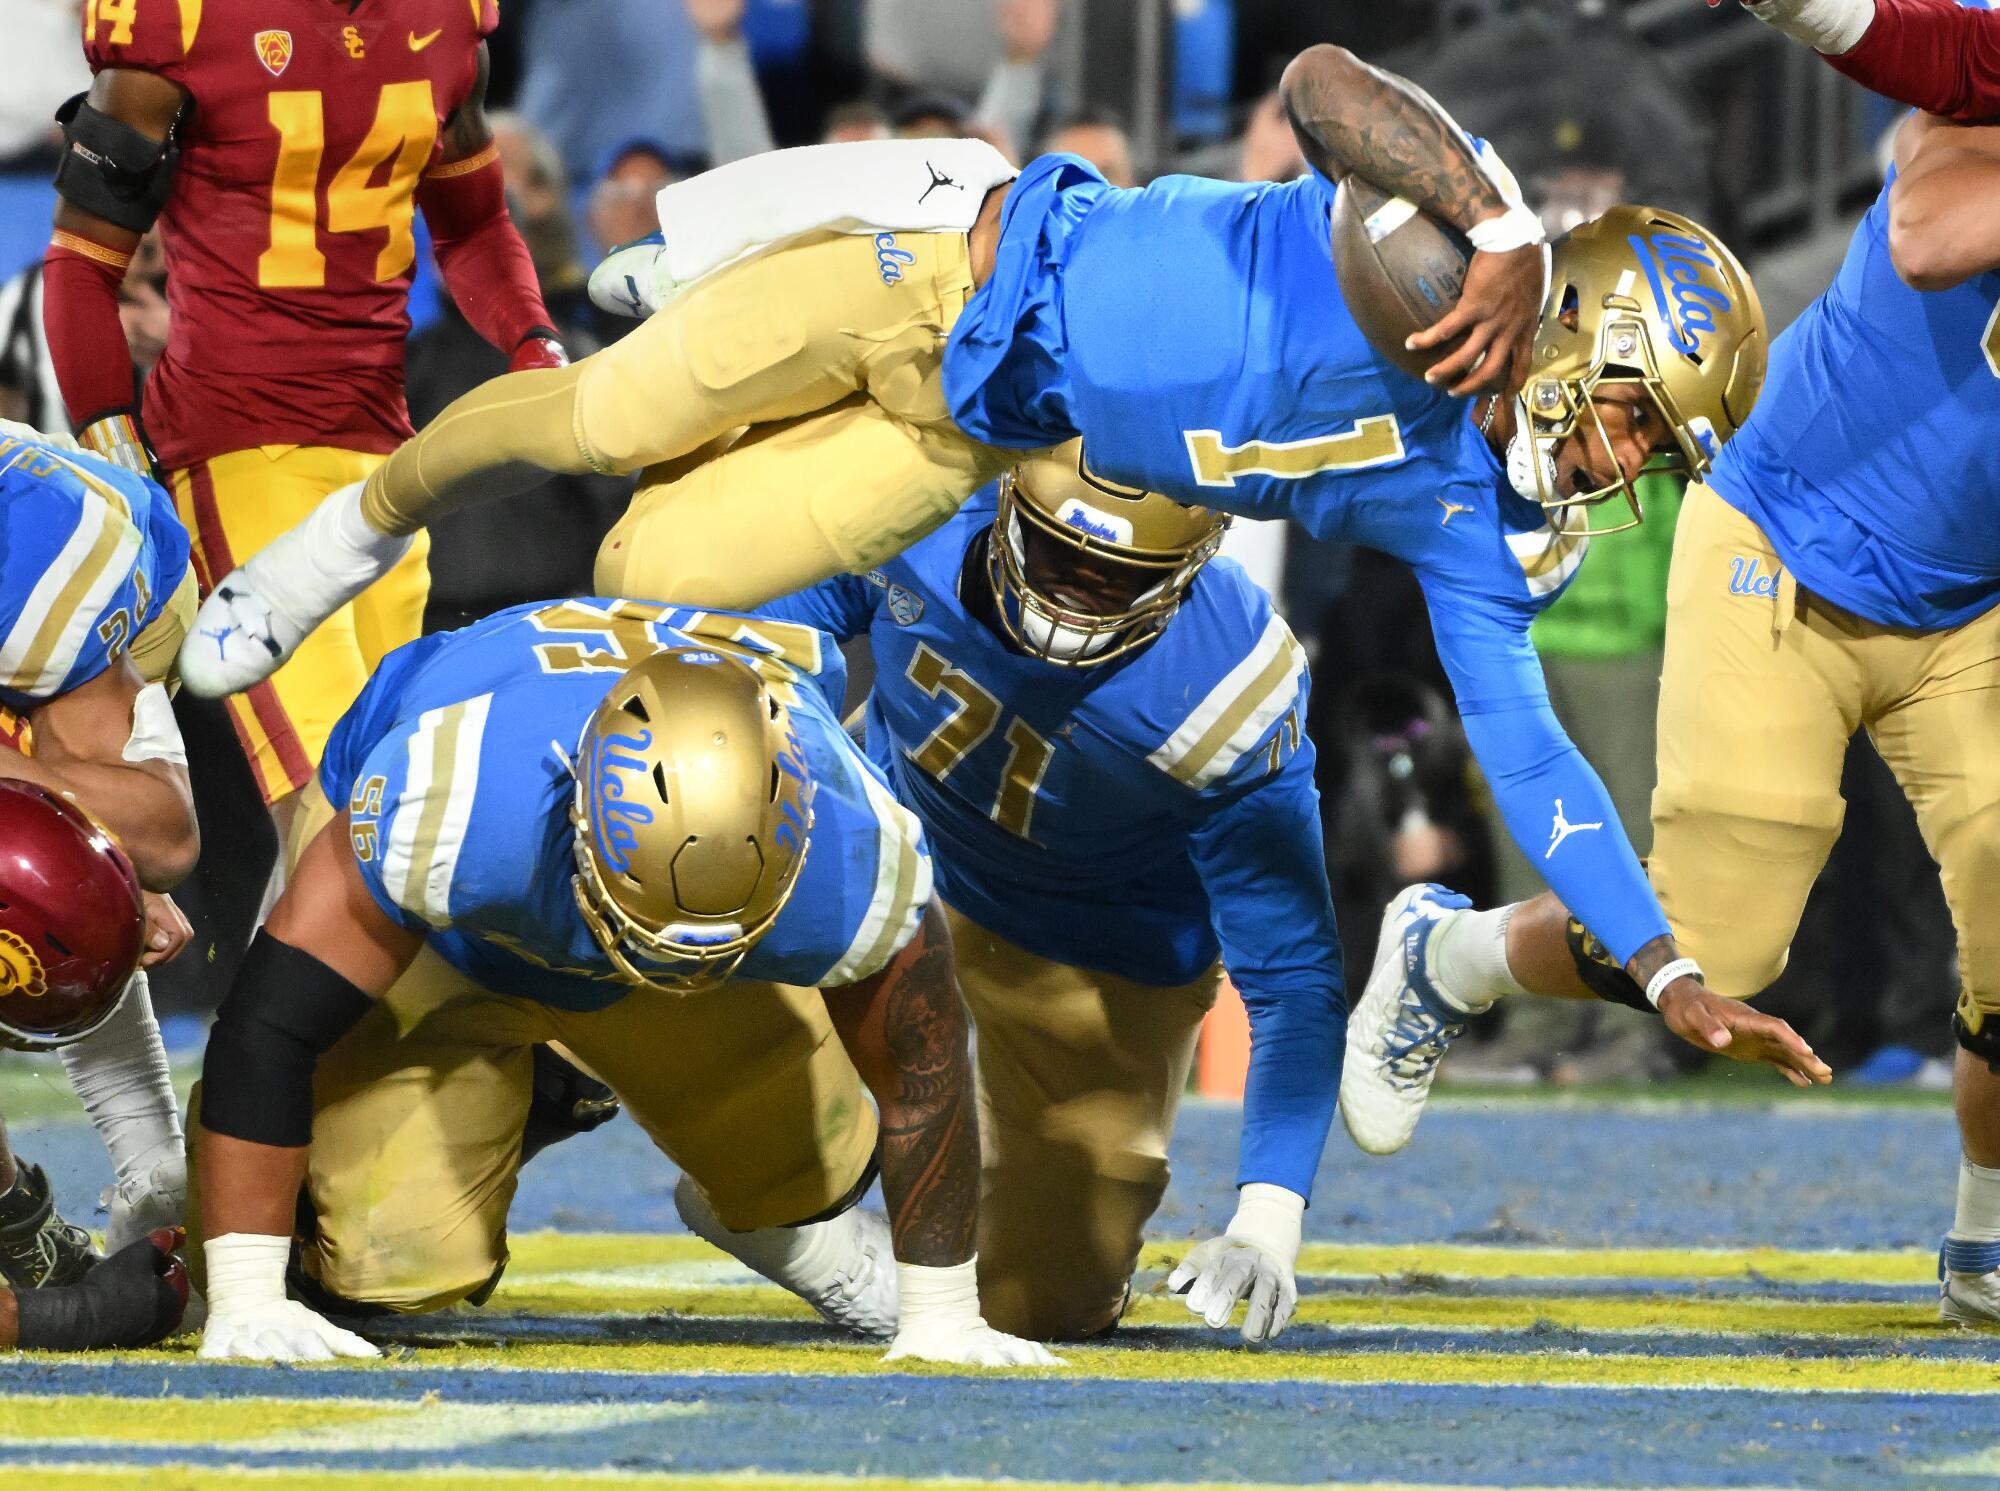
left=57, top=972, right=183, bottom=1188
left=1428, top=905, right=1529, bottom=1015
left=252, top=482, right=412, bottom=628
left=1952, top=1156, right=2000, bottom=1245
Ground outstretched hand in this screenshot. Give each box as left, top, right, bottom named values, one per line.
left=1407, top=243, right=1544, bottom=398
left=1657, top=979, right=1833, bottom=1086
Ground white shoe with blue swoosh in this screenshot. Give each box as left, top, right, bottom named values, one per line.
left=1340, top=881, right=1475, bottom=1156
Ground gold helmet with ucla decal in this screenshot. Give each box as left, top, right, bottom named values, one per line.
left=570, top=648, right=813, bottom=994
left=1513, top=205, right=1767, bottom=536
left=990, top=439, right=1230, bottom=667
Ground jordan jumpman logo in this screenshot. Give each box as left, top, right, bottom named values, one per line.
left=1437, top=496, right=1473, bottom=527
left=919, top=162, right=961, bottom=205
left=1544, top=798, right=1603, bottom=859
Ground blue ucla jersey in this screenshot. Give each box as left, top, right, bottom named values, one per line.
left=760, top=489, right=1345, bottom=1197
left=0, top=431, right=190, bottom=710
left=1709, top=183, right=2000, bottom=630
left=319, top=600, right=932, bottom=1010
left=942, top=155, right=1672, bottom=964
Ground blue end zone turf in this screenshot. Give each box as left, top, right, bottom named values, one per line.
left=4, top=1092, right=1980, bottom=1489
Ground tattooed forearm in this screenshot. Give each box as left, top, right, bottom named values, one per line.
left=1279, top=44, right=1503, bottom=232
left=826, top=905, right=981, bottom=1267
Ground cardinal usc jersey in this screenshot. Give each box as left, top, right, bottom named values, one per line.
left=317, top=599, right=932, bottom=1010
left=82, top=0, right=498, bottom=469
left=0, top=430, right=190, bottom=713
left=757, top=489, right=1345, bottom=1198
left=1708, top=180, right=2000, bottom=631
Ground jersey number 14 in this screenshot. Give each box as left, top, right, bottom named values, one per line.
left=260, top=84, right=439, bottom=289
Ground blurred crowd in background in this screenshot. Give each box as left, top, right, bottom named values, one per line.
left=0, top=0, right=1957, bottom=1088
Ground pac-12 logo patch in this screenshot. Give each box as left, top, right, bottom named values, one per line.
left=0, top=930, right=48, bottom=999
left=254, top=29, right=294, bottom=76
left=886, top=584, right=925, bottom=626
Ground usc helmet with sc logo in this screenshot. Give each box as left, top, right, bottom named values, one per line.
left=0, top=779, right=145, bottom=1050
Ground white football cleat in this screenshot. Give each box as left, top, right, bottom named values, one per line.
left=177, top=481, right=410, bottom=698
left=588, top=232, right=677, bottom=319
left=675, top=1174, right=897, bottom=1339
left=1939, top=1237, right=2000, bottom=1328
left=1340, top=882, right=1476, bottom=1156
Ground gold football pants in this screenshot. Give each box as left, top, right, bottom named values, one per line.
left=1651, top=484, right=2000, bottom=1029
left=176, top=446, right=430, bottom=804
left=188, top=782, right=877, bottom=1312
left=946, top=905, right=1220, bottom=1341
left=363, top=231, right=1018, bottom=610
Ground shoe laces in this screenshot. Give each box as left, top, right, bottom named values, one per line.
left=0, top=1212, right=95, bottom=1289
left=1379, top=925, right=1465, bottom=1090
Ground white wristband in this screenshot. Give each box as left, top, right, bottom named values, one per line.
left=1227, top=1183, right=1306, bottom=1267
left=1644, top=958, right=1704, bottom=1009
left=203, top=1233, right=292, bottom=1311
left=1466, top=204, right=1547, bottom=255
left=894, top=1256, right=984, bottom=1332
left=1745, top=0, right=1874, bottom=56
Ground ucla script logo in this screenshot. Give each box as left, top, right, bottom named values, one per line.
left=875, top=233, right=917, bottom=286
left=1729, top=556, right=1782, bottom=599
left=589, top=726, right=655, bottom=877
left=1629, top=231, right=1733, bottom=358
left=771, top=727, right=815, bottom=855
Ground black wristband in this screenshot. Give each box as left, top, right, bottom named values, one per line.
left=200, top=932, right=375, bottom=1148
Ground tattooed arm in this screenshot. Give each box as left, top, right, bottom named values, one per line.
left=821, top=899, right=978, bottom=1266
left=822, top=899, right=1056, bottom=1366
left=1279, top=43, right=1545, bottom=396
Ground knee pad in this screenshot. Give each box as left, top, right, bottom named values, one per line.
left=1957, top=993, right=2000, bottom=1074
left=1565, top=915, right=1650, bottom=1012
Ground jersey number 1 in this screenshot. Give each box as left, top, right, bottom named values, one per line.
left=260, top=84, right=439, bottom=289
left=905, top=643, right=1053, bottom=842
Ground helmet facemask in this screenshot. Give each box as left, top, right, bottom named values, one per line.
left=987, top=457, right=1227, bottom=669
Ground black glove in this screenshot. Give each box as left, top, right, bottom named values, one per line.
left=16, top=1226, right=189, bottom=1349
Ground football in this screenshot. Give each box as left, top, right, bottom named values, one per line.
left=1330, top=174, right=1474, bottom=381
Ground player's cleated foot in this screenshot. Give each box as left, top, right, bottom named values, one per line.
left=177, top=481, right=411, bottom=698
left=1939, top=1237, right=2000, bottom=1328
left=588, top=232, right=675, bottom=319
left=675, top=1173, right=897, bottom=1339
left=0, top=1160, right=97, bottom=1289
left=1340, top=882, right=1476, bottom=1156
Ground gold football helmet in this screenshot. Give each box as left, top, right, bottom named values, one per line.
left=571, top=648, right=813, bottom=994
left=990, top=440, right=1230, bottom=667
left=1516, top=205, right=1767, bottom=536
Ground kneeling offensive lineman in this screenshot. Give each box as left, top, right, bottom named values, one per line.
left=760, top=443, right=1344, bottom=1343
left=189, top=599, right=1056, bottom=1367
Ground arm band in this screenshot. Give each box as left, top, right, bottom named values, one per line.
left=416, top=148, right=555, bottom=356
left=198, top=931, right=375, bottom=1148
left=52, top=95, right=180, bottom=235
left=41, top=238, right=141, bottom=432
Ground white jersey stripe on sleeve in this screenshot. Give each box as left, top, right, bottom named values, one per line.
left=382, top=694, right=492, bottom=928
left=1147, top=613, right=1308, bottom=789
left=820, top=761, right=932, bottom=986
left=0, top=486, right=140, bottom=699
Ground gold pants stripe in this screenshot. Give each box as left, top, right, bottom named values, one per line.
left=947, top=904, right=1219, bottom=1341
left=1652, top=484, right=2000, bottom=1021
